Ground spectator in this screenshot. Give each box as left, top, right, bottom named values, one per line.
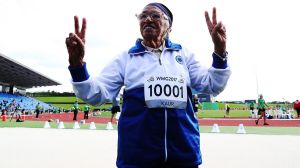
left=73, top=101, right=79, bottom=121
left=255, top=94, right=269, bottom=125
left=192, top=94, right=199, bottom=118
left=293, top=100, right=300, bottom=118
left=1, top=109, right=6, bottom=116
left=35, top=103, right=42, bottom=118
left=10, top=107, right=22, bottom=122
left=249, top=101, right=256, bottom=118
left=224, top=103, right=230, bottom=118
left=110, top=98, right=120, bottom=123
left=265, top=110, right=274, bottom=119
left=83, top=104, right=90, bottom=119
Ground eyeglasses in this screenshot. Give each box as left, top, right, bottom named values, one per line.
left=136, top=12, right=168, bottom=21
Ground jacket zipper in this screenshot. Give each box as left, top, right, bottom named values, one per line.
left=164, top=108, right=168, bottom=162
left=159, top=50, right=163, bottom=65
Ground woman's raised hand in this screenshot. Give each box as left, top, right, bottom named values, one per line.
left=66, top=16, right=86, bottom=67
left=205, top=7, right=227, bottom=56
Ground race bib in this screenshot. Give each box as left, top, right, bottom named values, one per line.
left=144, top=75, right=187, bottom=109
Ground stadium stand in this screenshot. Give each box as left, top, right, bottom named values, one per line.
left=0, top=52, right=60, bottom=113
left=0, top=52, right=60, bottom=90
left=0, top=92, right=53, bottom=111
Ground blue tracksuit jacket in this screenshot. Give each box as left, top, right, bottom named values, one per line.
left=69, top=38, right=231, bottom=167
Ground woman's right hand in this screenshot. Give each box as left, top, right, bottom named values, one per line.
left=66, top=16, right=86, bottom=67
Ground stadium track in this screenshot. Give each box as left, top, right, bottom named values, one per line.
left=23, top=112, right=300, bottom=127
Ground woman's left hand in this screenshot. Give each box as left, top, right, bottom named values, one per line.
left=205, top=7, right=226, bottom=56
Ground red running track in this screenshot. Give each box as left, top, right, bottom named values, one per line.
left=20, top=112, right=300, bottom=127
left=199, top=118, right=300, bottom=127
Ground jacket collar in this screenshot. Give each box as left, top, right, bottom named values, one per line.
left=128, top=38, right=182, bottom=55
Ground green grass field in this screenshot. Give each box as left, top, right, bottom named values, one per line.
left=35, top=96, right=81, bottom=102
left=197, top=109, right=297, bottom=118
left=198, top=110, right=250, bottom=118
left=35, top=96, right=112, bottom=111
left=50, top=103, right=112, bottom=111
left=10, top=95, right=299, bottom=121
left=11, top=96, right=296, bottom=135
left=0, top=120, right=299, bottom=135
left=33, top=96, right=298, bottom=118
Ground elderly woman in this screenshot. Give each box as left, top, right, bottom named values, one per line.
left=66, top=2, right=231, bottom=168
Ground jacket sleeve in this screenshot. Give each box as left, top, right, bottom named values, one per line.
left=69, top=53, right=125, bottom=106
left=184, top=49, right=231, bottom=97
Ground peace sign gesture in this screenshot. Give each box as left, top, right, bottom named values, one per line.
left=66, top=16, right=86, bottom=67
left=205, top=7, right=226, bottom=56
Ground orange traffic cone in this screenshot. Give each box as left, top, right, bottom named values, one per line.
left=2, top=115, right=7, bottom=122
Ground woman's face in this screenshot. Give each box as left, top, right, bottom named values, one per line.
left=138, top=6, right=170, bottom=41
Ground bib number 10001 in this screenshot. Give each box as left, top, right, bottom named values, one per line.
left=148, top=84, right=184, bottom=98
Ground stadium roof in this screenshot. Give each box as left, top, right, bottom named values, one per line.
left=0, top=52, right=61, bottom=89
